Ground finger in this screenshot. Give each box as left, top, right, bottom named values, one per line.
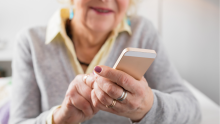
left=75, top=75, right=99, bottom=113
left=66, top=86, right=93, bottom=117
left=91, top=89, right=108, bottom=111
left=93, top=81, right=135, bottom=111
left=93, top=65, right=138, bottom=93
left=84, top=73, right=96, bottom=89
left=91, top=89, right=120, bottom=115
left=91, top=89, right=130, bottom=115
left=93, top=84, right=114, bottom=106
left=95, top=76, right=125, bottom=100
left=61, top=96, right=87, bottom=123
left=75, top=75, right=93, bottom=103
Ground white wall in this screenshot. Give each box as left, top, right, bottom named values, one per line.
left=162, top=0, right=219, bottom=104
left=137, top=0, right=159, bottom=30
left=0, top=0, right=60, bottom=41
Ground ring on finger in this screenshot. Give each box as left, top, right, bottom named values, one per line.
left=116, top=90, right=125, bottom=101
left=117, top=90, right=127, bottom=102
left=83, top=74, right=89, bottom=83
left=106, top=99, right=117, bottom=108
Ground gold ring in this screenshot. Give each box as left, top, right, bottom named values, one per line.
left=83, top=74, right=89, bottom=83
left=106, top=99, right=117, bottom=108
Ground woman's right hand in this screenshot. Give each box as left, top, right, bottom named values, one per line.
left=53, top=74, right=99, bottom=124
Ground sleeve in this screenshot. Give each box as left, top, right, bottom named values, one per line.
left=9, top=29, right=57, bottom=124
left=46, top=106, right=61, bottom=124
left=133, top=21, right=202, bottom=124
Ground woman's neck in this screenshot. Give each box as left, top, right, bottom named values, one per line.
left=69, top=18, right=111, bottom=67
left=71, top=18, right=110, bottom=49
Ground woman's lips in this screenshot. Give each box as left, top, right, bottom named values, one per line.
left=90, top=7, right=114, bottom=15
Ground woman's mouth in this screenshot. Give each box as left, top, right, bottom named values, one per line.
left=90, top=7, right=114, bottom=14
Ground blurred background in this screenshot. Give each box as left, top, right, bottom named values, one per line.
left=0, top=0, right=219, bottom=105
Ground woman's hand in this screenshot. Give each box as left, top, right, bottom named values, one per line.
left=53, top=74, right=99, bottom=124
left=87, top=65, right=154, bottom=122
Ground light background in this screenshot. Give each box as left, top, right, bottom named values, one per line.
left=0, top=0, right=219, bottom=104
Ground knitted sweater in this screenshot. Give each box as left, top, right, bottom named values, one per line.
left=9, top=16, right=201, bottom=124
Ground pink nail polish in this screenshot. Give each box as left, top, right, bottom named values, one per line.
left=94, top=66, right=102, bottom=73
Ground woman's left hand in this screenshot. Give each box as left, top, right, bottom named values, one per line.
left=85, top=65, right=154, bottom=122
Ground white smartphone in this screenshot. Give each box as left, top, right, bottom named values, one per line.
left=113, top=47, right=157, bottom=80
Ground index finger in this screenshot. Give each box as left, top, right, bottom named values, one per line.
left=93, top=65, right=138, bottom=93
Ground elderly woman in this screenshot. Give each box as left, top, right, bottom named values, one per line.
left=9, top=0, right=201, bottom=124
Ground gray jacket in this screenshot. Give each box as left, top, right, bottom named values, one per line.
left=9, top=16, right=201, bottom=124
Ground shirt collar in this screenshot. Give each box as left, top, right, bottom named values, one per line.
left=45, top=8, right=132, bottom=44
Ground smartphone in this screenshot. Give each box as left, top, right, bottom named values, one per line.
left=113, top=47, right=157, bottom=80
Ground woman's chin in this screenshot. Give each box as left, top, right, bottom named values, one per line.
left=89, top=24, right=113, bottom=34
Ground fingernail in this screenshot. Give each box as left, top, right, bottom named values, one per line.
left=94, top=66, right=102, bottom=73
